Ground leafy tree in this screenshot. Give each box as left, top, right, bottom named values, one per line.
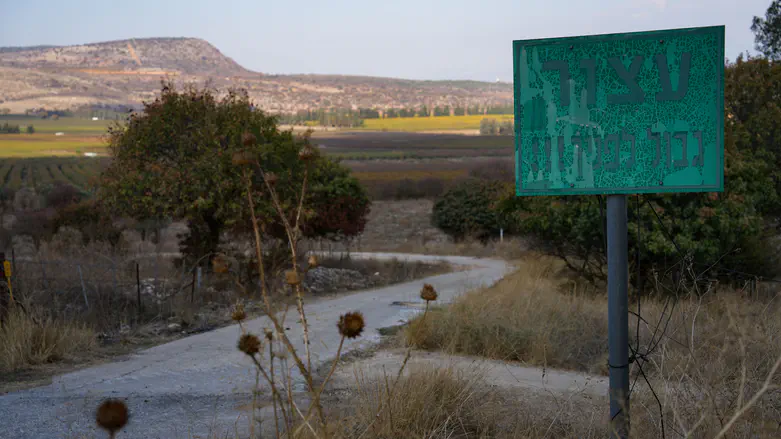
left=26, top=125, right=34, bottom=134
left=432, top=179, right=510, bottom=243
left=99, top=81, right=370, bottom=263
left=496, top=57, right=781, bottom=288
left=752, top=0, right=781, bottom=60
left=479, top=118, right=497, bottom=135
left=53, top=199, right=125, bottom=248
left=45, top=182, right=84, bottom=210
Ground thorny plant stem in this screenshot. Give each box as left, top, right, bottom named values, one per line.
left=250, top=355, right=291, bottom=437
left=269, top=342, right=281, bottom=439
left=295, top=335, right=347, bottom=437
left=357, top=301, right=432, bottom=439
left=396, top=301, right=430, bottom=385
left=245, top=169, right=326, bottom=431
left=714, top=351, right=781, bottom=439
left=261, top=165, right=314, bottom=377
left=251, top=369, right=259, bottom=439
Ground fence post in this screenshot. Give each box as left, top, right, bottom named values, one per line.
left=191, top=268, right=196, bottom=304
left=77, top=264, right=89, bottom=309
left=40, top=259, right=50, bottom=291
left=136, top=262, right=142, bottom=316
left=1, top=252, right=8, bottom=324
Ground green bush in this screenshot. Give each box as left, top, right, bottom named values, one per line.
left=497, top=57, right=781, bottom=288
left=432, top=179, right=510, bottom=243
left=99, top=81, right=370, bottom=264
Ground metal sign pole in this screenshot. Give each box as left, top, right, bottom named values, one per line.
left=607, top=194, right=629, bottom=437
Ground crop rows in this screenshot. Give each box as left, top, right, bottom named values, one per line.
left=0, top=157, right=106, bottom=191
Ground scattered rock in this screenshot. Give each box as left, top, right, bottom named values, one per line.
left=303, top=266, right=374, bottom=295
left=167, top=323, right=182, bottom=332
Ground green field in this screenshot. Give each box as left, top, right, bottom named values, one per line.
left=360, top=114, right=513, bottom=132
left=0, top=134, right=108, bottom=158
left=0, top=157, right=107, bottom=190
left=0, top=116, right=115, bottom=135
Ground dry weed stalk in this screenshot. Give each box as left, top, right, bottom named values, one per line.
left=227, top=133, right=438, bottom=438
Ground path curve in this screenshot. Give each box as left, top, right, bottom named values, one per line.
left=0, top=253, right=512, bottom=439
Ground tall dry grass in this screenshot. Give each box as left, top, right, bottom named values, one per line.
left=406, top=253, right=781, bottom=438
left=0, top=306, right=96, bottom=372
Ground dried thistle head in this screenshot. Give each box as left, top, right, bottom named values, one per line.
left=231, top=150, right=254, bottom=166
left=298, top=145, right=315, bottom=161
left=307, top=254, right=319, bottom=268
left=242, top=132, right=257, bottom=147
left=265, top=172, right=278, bottom=186
left=212, top=255, right=230, bottom=274
left=231, top=303, right=247, bottom=322
left=96, top=399, right=129, bottom=435
left=420, top=283, right=438, bottom=302
left=338, top=312, right=365, bottom=339
left=238, top=333, right=261, bottom=356
left=285, top=270, right=301, bottom=286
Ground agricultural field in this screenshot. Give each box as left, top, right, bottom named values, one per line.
left=0, top=157, right=107, bottom=190
left=0, top=134, right=108, bottom=158
left=0, top=130, right=515, bottom=198
left=0, top=116, right=112, bottom=159
left=359, top=114, right=513, bottom=132
left=312, top=131, right=513, bottom=159
left=0, top=116, right=115, bottom=135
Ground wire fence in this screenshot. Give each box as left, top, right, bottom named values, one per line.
left=0, top=250, right=218, bottom=326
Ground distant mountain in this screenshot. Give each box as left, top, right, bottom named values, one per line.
left=0, top=37, right=512, bottom=114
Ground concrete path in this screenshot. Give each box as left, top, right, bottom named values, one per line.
left=0, top=253, right=514, bottom=439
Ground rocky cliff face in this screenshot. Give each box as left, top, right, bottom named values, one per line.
left=0, top=38, right=512, bottom=113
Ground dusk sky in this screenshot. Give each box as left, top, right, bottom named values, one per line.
left=0, top=0, right=772, bottom=82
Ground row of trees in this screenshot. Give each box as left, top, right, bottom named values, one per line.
left=432, top=2, right=781, bottom=289
left=277, top=105, right=515, bottom=127
left=0, top=123, right=34, bottom=134
left=479, top=118, right=513, bottom=136
left=97, top=82, right=371, bottom=266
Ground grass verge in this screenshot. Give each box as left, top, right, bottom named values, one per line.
left=0, top=306, right=96, bottom=373
left=403, top=253, right=781, bottom=438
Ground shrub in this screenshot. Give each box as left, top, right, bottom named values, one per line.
left=497, top=57, right=781, bottom=287
left=99, top=81, right=370, bottom=264
left=44, top=182, right=84, bottom=210
left=53, top=200, right=125, bottom=249
left=432, top=179, right=510, bottom=242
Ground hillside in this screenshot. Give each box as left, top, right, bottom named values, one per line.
left=0, top=37, right=513, bottom=114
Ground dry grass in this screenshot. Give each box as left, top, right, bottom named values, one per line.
left=407, top=254, right=609, bottom=373
left=344, top=365, right=502, bottom=438
left=404, top=253, right=781, bottom=438
left=0, top=306, right=96, bottom=372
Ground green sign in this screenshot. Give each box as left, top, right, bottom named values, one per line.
left=513, top=26, right=724, bottom=196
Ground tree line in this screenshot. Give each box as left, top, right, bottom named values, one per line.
left=432, top=0, right=781, bottom=291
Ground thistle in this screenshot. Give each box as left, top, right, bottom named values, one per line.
left=238, top=333, right=262, bottom=356
left=285, top=270, right=301, bottom=286
left=212, top=255, right=230, bottom=274
left=242, top=132, right=257, bottom=147
left=231, top=303, right=247, bottom=322
left=298, top=145, right=315, bottom=161
left=338, top=312, right=365, bottom=339
left=265, top=171, right=279, bottom=186
left=96, top=399, right=129, bottom=438
left=420, top=283, right=438, bottom=302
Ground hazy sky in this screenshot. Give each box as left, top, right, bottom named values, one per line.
left=0, top=0, right=772, bottom=82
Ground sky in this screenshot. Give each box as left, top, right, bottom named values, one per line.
left=0, top=0, right=773, bottom=82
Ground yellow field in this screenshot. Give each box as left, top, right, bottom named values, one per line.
left=0, top=134, right=108, bottom=158
left=360, top=115, right=513, bottom=132
left=353, top=169, right=468, bottom=181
